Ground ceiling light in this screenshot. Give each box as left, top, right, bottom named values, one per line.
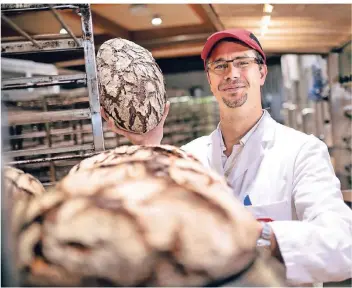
left=260, top=25, right=268, bottom=36
left=261, top=15, right=271, bottom=26
left=151, top=15, right=162, bottom=26
left=60, top=28, right=68, bottom=34
left=129, top=4, right=149, bottom=16
left=263, top=4, right=274, bottom=13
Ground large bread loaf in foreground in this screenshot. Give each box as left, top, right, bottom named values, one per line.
left=97, top=38, right=166, bottom=134
left=16, top=146, right=285, bottom=287
left=69, top=145, right=199, bottom=174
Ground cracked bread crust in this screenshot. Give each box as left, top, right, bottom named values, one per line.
left=17, top=146, right=260, bottom=286
left=96, top=38, right=166, bottom=134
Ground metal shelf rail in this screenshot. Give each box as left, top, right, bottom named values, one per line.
left=1, top=4, right=105, bottom=165
left=1, top=74, right=87, bottom=90
left=6, top=108, right=91, bottom=126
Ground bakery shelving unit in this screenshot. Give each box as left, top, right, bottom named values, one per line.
left=1, top=4, right=105, bottom=184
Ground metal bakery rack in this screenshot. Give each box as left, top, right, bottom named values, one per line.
left=1, top=4, right=106, bottom=186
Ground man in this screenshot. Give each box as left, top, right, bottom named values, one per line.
left=101, top=29, right=352, bottom=285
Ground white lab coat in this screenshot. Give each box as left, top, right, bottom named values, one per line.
left=181, top=110, right=352, bottom=285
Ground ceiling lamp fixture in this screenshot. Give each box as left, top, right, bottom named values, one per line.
left=129, top=4, right=149, bottom=16
left=260, top=25, right=268, bottom=37
left=60, top=28, right=68, bottom=34
left=151, top=15, right=162, bottom=26
left=260, top=15, right=271, bottom=37
left=263, top=4, right=274, bottom=13
left=261, top=15, right=271, bottom=26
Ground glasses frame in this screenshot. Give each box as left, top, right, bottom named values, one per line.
left=207, top=57, right=262, bottom=75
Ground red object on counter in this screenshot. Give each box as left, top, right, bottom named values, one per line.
left=257, top=218, right=274, bottom=222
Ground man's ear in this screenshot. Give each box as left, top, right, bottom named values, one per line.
left=259, top=64, right=268, bottom=85
left=206, top=71, right=211, bottom=85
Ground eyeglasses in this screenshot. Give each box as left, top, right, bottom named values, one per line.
left=207, top=57, right=261, bottom=75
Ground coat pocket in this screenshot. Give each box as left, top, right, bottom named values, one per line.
left=245, top=200, right=291, bottom=221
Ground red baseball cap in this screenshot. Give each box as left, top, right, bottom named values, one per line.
left=201, top=28, right=266, bottom=64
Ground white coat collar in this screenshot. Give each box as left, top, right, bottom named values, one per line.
left=217, top=109, right=266, bottom=151
left=206, top=110, right=276, bottom=178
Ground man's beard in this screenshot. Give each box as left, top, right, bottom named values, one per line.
left=222, top=93, right=248, bottom=108
left=218, top=79, right=249, bottom=108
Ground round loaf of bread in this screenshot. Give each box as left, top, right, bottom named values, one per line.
left=96, top=38, right=166, bottom=134
left=17, top=145, right=261, bottom=287
left=4, top=166, right=46, bottom=234
left=4, top=166, right=45, bottom=198
left=69, top=145, right=200, bottom=174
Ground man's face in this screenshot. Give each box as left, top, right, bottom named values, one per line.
left=206, top=41, right=267, bottom=110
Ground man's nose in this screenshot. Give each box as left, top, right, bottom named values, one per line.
left=224, top=63, right=240, bottom=80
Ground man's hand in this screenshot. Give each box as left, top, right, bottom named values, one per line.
left=256, top=221, right=283, bottom=262
left=101, top=101, right=170, bottom=146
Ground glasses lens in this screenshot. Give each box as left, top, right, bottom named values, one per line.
left=208, top=57, right=259, bottom=75
left=233, top=58, right=253, bottom=69
left=210, top=61, right=228, bottom=74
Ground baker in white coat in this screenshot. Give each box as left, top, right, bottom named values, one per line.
left=102, top=28, right=352, bottom=285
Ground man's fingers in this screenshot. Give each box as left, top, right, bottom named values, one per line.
left=107, top=118, right=141, bottom=138
left=102, top=109, right=128, bottom=136
left=165, top=101, right=170, bottom=116
left=107, top=119, right=122, bottom=135
left=100, top=107, right=108, bottom=122
left=161, top=101, right=170, bottom=123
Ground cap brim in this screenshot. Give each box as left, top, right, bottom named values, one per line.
left=201, top=32, right=247, bottom=60
left=201, top=30, right=266, bottom=63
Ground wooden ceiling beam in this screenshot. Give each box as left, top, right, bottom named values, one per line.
left=267, top=48, right=331, bottom=54
left=59, top=9, right=129, bottom=39
left=131, top=24, right=212, bottom=42
left=263, top=44, right=333, bottom=51
left=255, top=34, right=349, bottom=41
left=220, top=16, right=351, bottom=28
left=222, top=27, right=351, bottom=36
left=1, top=19, right=31, bottom=37
left=188, top=4, right=216, bottom=31
left=260, top=41, right=336, bottom=51
left=257, top=38, right=346, bottom=46
left=337, top=35, right=352, bottom=49
left=137, top=33, right=209, bottom=49
left=151, top=42, right=204, bottom=59
left=199, top=4, right=224, bottom=31
left=90, top=10, right=130, bottom=39
left=222, top=24, right=351, bottom=35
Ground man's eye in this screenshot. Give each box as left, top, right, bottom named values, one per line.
left=238, top=61, right=250, bottom=67
left=214, top=63, right=227, bottom=70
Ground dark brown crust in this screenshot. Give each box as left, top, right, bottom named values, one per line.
left=17, top=146, right=283, bottom=287
left=96, top=38, right=166, bottom=133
